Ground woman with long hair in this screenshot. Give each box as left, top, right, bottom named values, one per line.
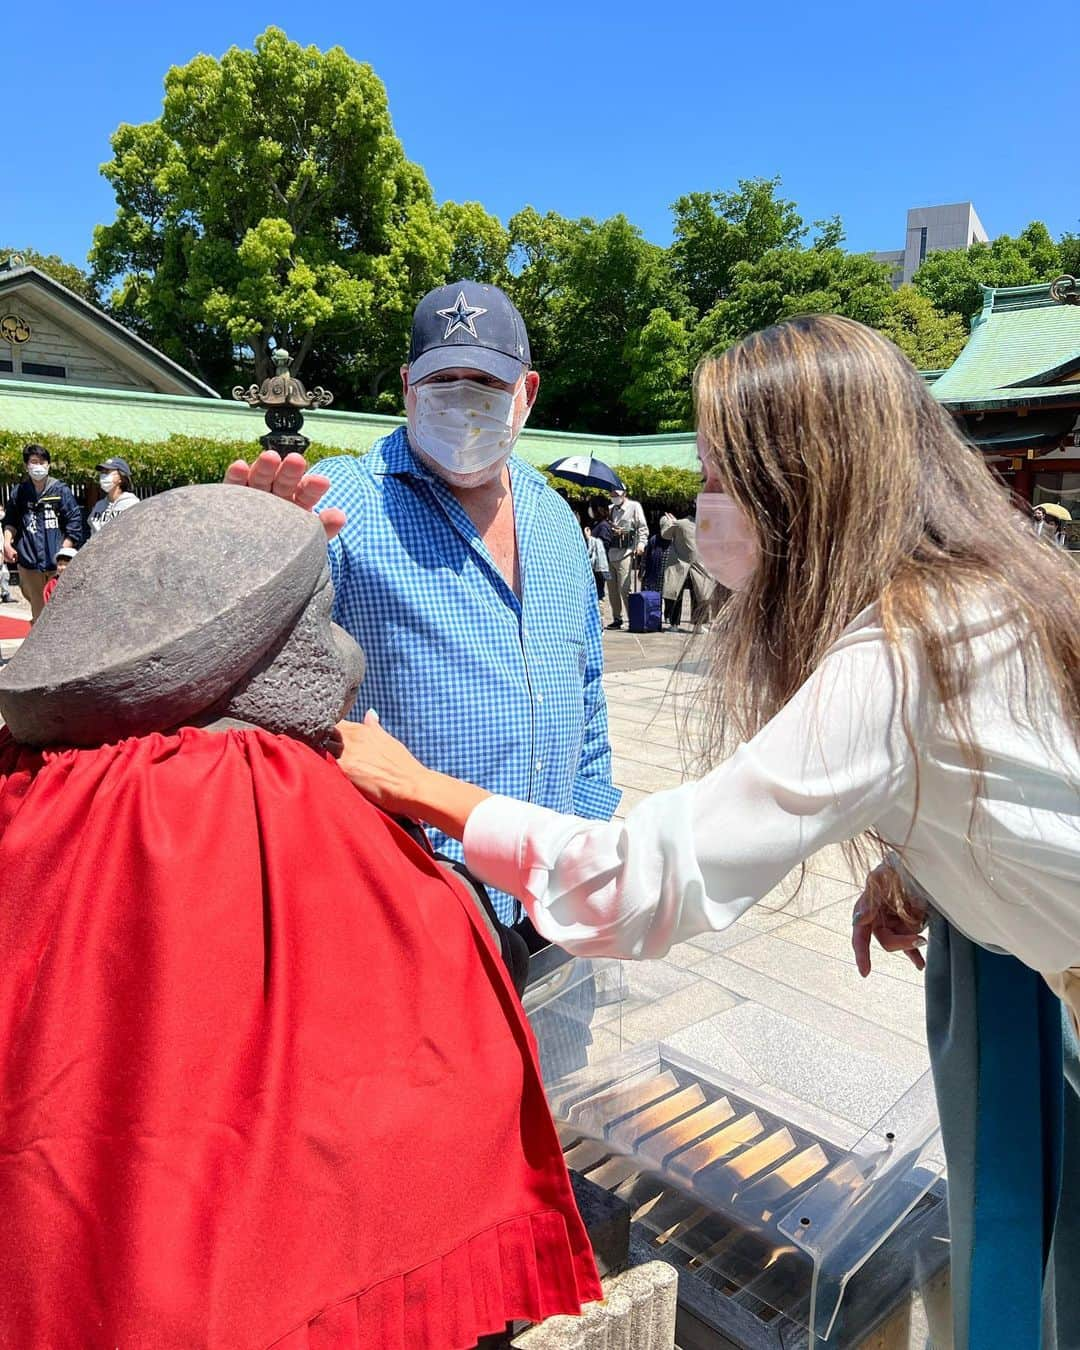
left=253, top=314, right=1080, bottom=1346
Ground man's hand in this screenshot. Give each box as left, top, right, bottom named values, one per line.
left=223, top=451, right=346, bottom=541
left=851, top=861, right=928, bottom=978
left=2, top=542, right=16, bottom=566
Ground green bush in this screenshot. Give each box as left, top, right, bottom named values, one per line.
left=0, top=429, right=702, bottom=522
left=0, top=430, right=346, bottom=494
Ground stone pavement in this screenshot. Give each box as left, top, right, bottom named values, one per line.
left=588, top=625, right=932, bottom=1152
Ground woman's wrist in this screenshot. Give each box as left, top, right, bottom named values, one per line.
left=414, top=769, right=491, bottom=842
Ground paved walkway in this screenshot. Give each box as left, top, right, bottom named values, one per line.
left=590, top=626, right=932, bottom=1151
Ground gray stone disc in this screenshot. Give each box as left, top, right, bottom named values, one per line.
left=0, top=484, right=328, bottom=747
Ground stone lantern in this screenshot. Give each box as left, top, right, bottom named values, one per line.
left=232, top=349, right=333, bottom=458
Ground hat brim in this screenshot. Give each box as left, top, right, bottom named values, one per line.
left=409, top=345, right=525, bottom=386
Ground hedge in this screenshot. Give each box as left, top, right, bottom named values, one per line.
left=0, top=429, right=702, bottom=521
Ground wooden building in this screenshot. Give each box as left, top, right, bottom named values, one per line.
left=0, top=258, right=217, bottom=398
left=927, top=277, right=1080, bottom=545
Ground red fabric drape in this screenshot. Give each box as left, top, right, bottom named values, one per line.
left=0, top=727, right=599, bottom=1348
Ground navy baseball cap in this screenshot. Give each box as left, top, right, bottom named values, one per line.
left=408, top=281, right=530, bottom=385
left=97, top=456, right=132, bottom=479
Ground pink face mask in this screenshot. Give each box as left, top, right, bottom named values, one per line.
left=695, top=492, right=758, bottom=590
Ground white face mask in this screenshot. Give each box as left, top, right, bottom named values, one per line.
left=695, top=492, right=758, bottom=590
left=99, top=473, right=118, bottom=493
left=409, top=378, right=523, bottom=486
left=28, top=463, right=48, bottom=481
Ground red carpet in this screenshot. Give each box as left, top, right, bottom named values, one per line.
left=0, top=617, right=30, bottom=639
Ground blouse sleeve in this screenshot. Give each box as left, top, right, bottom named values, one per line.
left=463, top=629, right=922, bottom=959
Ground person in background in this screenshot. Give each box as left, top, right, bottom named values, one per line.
left=1032, top=501, right=1071, bottom=549
left=335, top=314, right=1080, bottom=1349
left=41, top=545, right=76, bottom=605
left=89, top=457, right=139, bottom=534
left=639, top=516, right=670, bottom=594
left=588, top=500, right=614, bottom=551
left=0, top=557, right=11, bottom=604
left=605, top=486, right=647, bottom=629
left=2, top=445, right=83, bottom=620
left=584, top=524, right=609, bottom=602
left=659, top=510, right=717, bottom=631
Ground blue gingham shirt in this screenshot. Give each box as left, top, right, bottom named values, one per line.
left=313, top=427, right=620, bottom=923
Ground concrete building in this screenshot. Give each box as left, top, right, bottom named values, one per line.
left=873, top=202, right=989, bottom=287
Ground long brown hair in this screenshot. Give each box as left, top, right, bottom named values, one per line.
left=694, top=314, right=1080, bottom=887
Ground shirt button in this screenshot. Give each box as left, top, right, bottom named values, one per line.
left=536, top=694, right=544, bottom=704
left=535, top=760, right=543, bottom=772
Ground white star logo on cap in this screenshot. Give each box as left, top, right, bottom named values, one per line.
left=436, top=291, right=488, bottom=340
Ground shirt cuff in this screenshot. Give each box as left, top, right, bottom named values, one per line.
left=573, top=778, right=621, bottom=821
left=463, top=795, right=544, bottom=903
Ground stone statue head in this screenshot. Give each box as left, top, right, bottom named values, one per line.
left=0, top=484, right=364, bottom=749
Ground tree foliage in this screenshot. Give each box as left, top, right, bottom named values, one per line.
left=83, top=32, right=1078, bottom=433
left=90, top=27, right=450, bottom=398
left=912, top=222, right=1067, bottom=323
left=1, top=247, right=100, bottom=304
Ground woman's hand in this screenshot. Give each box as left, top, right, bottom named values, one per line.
left=851, top=861, right=928, bottom=977
left=332, top=713, right=492, bottom=840
left=223, top=451, right=346, bottom=541
left=333, top=712, right=432, bottom=818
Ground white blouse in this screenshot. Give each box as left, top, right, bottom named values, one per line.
left=464, top=603, right=1080, bottom=974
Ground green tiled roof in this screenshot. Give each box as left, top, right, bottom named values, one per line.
left=930, top=282, right=1080, bottom=411
left=0, top=378, right=699, bottom=470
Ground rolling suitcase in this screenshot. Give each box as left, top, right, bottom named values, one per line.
left=628, top=587, right=662, bottom=633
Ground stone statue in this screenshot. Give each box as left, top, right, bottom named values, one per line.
left=0, top=484, right=598, bottom=1349
left=0, top=483, right=363, bottom=747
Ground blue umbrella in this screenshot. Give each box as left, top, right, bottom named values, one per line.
left=546, top=455, right=624, bottom=492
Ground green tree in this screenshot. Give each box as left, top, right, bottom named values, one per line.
left=692, top=247, right=896, bottom=356
left=90, top=27, right=450, bottom=400
left=1, top=247, right=100, bottom=304
left=876, top=285, right=968, bottom=370
left=438, top=201, right=510, bottom=286
left=507, top=211, right=675, bottom=432
left=623, top=309, right=693, bottom=431
left=1059, top=232, right=1080, bottom=279
left=669, top=178, right=807, bottom=316
left=912, top=222, right=1064, bottom=323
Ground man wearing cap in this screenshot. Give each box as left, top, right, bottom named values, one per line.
left=1032, top=502, right=1072, bottom=549
left=89, top=457, right=139, bottom=535
left=605, top=487, right=647, bottom=630
left=307, top=281, right=620, bottom=931
left=2, top=444, right=84, bottom=620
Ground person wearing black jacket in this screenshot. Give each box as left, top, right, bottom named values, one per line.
left=3, top=445, right=84, bottom=619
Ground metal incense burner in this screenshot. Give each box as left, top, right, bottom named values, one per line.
left=233, top=349, right=334, bottom=458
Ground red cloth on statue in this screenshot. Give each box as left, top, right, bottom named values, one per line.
left=0, top=726, right=599, bottom=1348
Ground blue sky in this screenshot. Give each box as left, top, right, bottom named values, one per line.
left=7, top=0, right=1072, bottom=271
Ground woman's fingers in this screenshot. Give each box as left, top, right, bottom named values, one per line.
left=852, top=907, right=875, bottom=978
left=851, top=862, right=929, bottom=978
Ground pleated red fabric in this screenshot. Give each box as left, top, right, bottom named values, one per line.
left=0, top=726, right=599, bottom=1348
